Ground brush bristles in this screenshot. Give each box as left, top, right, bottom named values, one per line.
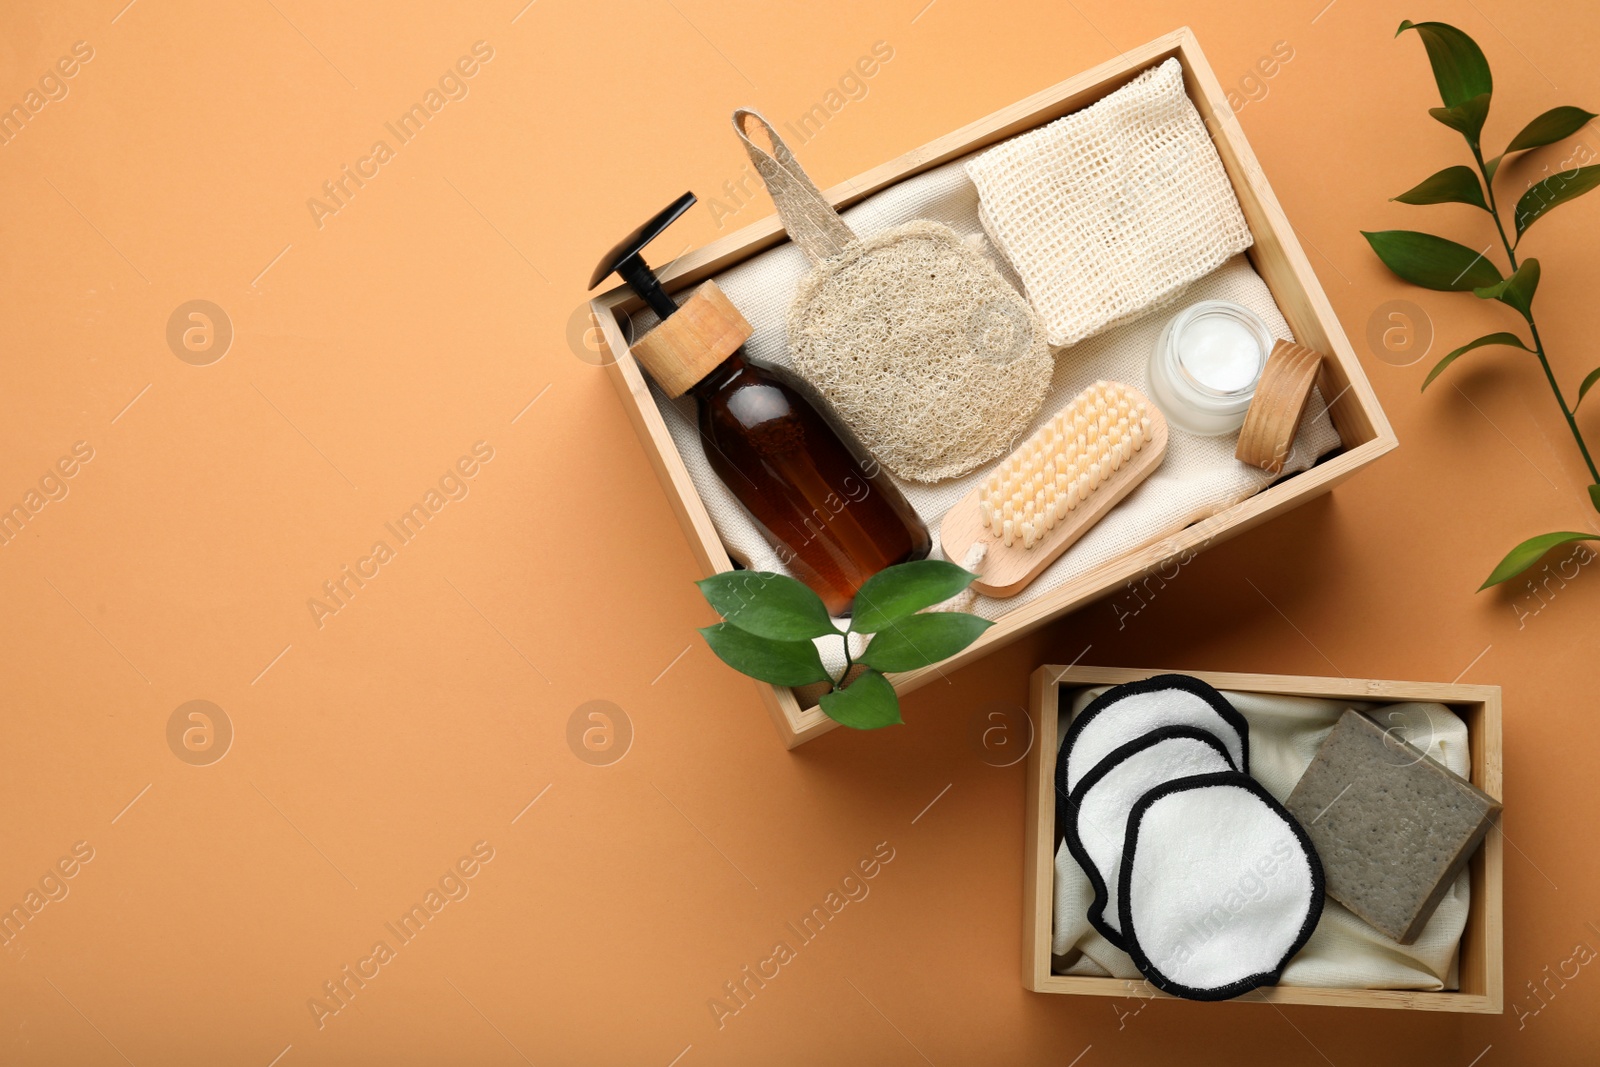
left=978, top=381, right=1151, bottom=549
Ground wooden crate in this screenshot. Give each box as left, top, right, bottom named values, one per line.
left=591, top=28, right=1398, bottom=749
left=1024, top=665, right=1504, bottom=1013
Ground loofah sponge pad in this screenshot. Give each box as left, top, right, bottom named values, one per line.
left=966, top=57, right=1253, bottom=347
left=788, top=220, right=1053, bottom=483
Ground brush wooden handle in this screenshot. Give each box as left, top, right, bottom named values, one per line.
left=1235, top=340, right=1323, bottom=475
left=940, top=387, right=1168, bottom=598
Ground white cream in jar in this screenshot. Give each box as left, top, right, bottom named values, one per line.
left=1147, top=300, right=1273, bottom=436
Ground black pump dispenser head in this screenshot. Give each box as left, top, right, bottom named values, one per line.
left=588, top=191, right=697, bottom=321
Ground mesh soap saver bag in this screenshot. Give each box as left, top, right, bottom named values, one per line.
left=733, top=109, right=1053, bottom=484
left=965, top=57, right=1254, bottom=348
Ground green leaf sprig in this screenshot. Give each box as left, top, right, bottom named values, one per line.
left=695, top=561, right=992, bottom=729
left=1363, top=20, right=1600, bottom=589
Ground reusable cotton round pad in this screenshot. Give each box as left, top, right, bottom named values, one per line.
left=1063, top=726, right=1237, bottom=948
left=1119, top=772, right=1324, bottom=1001
left=1059, top=674, right=1249, bottom=796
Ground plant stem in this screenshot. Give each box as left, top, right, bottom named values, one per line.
left=1471, top=147, right=1600, bottom=487
left=1527, top=320, right=1600, bottom=484
left=833, top=632, right=855, bottom=692
left=1472, top=146, right=1517, bottom=262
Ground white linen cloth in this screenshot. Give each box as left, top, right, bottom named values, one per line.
left=1054, top=688, right=1472, bottom=991
left=632, top=147, right=1343, bottom=676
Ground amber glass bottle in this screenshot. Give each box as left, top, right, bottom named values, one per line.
left=690, top=350, right=930, bottom=616
left=591, top=193, right=929, bottom=617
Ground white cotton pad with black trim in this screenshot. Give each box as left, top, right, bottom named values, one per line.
left=1059, top=674, right=1249, bottom=796
left=1119, top=772, right=1324, bottom=1001
left=1064, top=726, right=1236, bottom=948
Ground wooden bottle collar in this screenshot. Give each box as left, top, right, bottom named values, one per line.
left=630, top=281, right=754, bottom=398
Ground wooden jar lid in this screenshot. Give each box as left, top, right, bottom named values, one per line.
left=630, top=281, right=754, bottom=398
left=1235, top=340, right=1324, bottom=475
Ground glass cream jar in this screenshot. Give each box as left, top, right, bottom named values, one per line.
left=1147, top=300, right=1273, bottom=436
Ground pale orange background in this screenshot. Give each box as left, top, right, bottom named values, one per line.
left=2, top=0, right=1598, bottom=1064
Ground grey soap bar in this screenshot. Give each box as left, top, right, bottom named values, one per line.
left=1285, top=708, right=1500, bottom=945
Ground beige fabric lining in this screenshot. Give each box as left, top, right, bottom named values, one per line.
left=1054, top=691, right=1470, bottom=992
left=634, top=81, right=1343, bottom=679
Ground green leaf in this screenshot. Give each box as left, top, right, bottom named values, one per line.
left=1393, top=165, right=1487, bottom=210
left=1361, top=230, right=1502, bottom=291
left=1420, top=332, right=1533, bottom=391
left=697, top=623, right=831, bottom=687
left=1472, top=258, right=1541, bottom=319
left=1483, top=153, right=1504, bottom=185
left=1577, top=367, right=1600, bottom=410
left=1590, top=485, right=1600, bottom=515
left=818, top=669, right=902, bottom=729
left=849, top=560, right=977, bottom=633
left=695, top=571, right=836, bottom=641
left=1504, top=106, right=1597, bottom=154
left=858, top=612, right=994, bottom=673
left=1514, top=165, right=1600, bottom=238
left=1480, top=532, right=1600, bottom=590
left=1428, top=94, right=1491, bottom=145
left=1397, top=20, right=1493, bottom=109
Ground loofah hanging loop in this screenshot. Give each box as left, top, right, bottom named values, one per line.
left=733, top=110, right=855, bottom=264
left=732, top=109, right=1054, bottom=484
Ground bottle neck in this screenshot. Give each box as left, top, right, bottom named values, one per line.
left=689, top=349, right=750, bottom=400
left=618, top=255, right=680, bottom=321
